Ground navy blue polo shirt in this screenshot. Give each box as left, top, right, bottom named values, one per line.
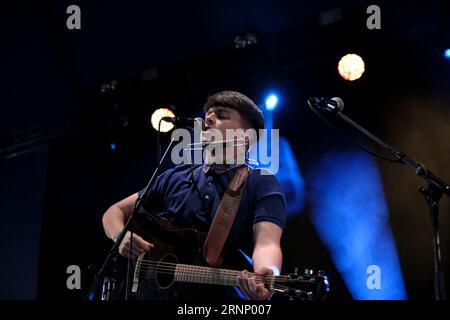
left=138, top=164, right=286, bottom=257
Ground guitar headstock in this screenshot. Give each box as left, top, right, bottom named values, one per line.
left=271, top=268, right=330, bottom=300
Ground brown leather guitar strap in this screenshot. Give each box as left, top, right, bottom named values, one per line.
left=203, top=165, right=253, bottom=267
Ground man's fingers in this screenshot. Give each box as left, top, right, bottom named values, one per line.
left=143, top=241, right=154, bottom=251
left=237, top=276, right=255, bottom=299
left=238, top=271, right=258, bottom=300
left=125, top=233, right=154, bottom=252
left=248, top=276, right=257, bottom=293
left=124, top=247, right=141, bottom=257
left=131, top=242, right=147, bottom=254
left=118, top=232, right=155, bottom=258
left=131, top=248, right=142, bottom=259
left=237, top=270, right=274, bottom=300
left=132, top=234, right=154, bottom=251
left=256, top=284, right=268, bottom=297
left=121, top=247, right=138, bottom=259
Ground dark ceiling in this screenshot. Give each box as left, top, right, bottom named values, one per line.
left=2, top=0, right=450, bottom=157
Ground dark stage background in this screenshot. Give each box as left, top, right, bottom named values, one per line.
left=1, top=0, right=449, bottom=300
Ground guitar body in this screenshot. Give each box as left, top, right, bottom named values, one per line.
left=111, top=212, right=250, bottom=301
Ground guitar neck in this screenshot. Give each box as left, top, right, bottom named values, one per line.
left=174, top=263, right=262, bottom=287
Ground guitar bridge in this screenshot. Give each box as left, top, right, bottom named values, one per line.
left=131, top=253, right=146, bottom=293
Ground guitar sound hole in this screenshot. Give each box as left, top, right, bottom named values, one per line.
left=155, top=253, right=177, bottom=289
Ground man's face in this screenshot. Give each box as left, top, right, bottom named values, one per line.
left=202, top=106, right=251, bottom=163
left=203, top=106, right=248, bottom=135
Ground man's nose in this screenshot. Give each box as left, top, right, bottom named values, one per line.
left=205, top=114, right=215, bottom=127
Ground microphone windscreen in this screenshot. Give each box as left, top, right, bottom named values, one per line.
left=331, top=97, right=344, bottom=112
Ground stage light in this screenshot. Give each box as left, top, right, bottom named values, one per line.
left=309, top=151, right=407, bottom=299
left=338, top=54, right=365, bottom=81
left=151, top=108, right=175, bottom=132
left=444, top=48, right=450, bottom=60
left=110, top=143, right=116, bottom=151
left=265, top=94, right=279, bottom=110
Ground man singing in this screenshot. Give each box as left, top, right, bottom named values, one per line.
left=102, top=91, right=286, bottom=300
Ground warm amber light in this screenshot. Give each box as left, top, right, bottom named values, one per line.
left=338, top=54, right=365, bottom=81
left=150, top=108, right=175, bottom=132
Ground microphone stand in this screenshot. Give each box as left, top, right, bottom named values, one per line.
left=316, top=105, right=449, bottom=300
left=85, top=138, right=177, bottom=300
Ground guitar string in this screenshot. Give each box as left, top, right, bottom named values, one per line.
left=133, top=267, right=302, bottom=294
left=133, top=262, right=317, bottom=284
left=135, top=267, right=316, bottom=283
left=135, top=259, right=294, bottom=280
left=136, top=261, right=293, bottom=281
left=136, top=260, right=314, bottom=281
left=138, top=268, right=269, bottom=284
left=136, top=271, right=310, bottom=288
left=136, top=269, right=313, bottom=285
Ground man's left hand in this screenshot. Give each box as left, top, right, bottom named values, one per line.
left=237, top=267, right=274, bottom=300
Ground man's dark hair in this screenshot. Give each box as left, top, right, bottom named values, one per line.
left=203, top=91, right=265, bottom=132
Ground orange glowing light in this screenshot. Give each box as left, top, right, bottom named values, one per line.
left=338, top=54, right=365, bottom=81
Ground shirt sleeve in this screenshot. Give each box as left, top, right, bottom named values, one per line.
left=252, top=170, right=287, bottom=230
left=137, top=168, right=173, bottom=213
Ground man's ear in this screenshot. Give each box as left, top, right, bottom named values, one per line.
left=244, top=128, right=258, bottom=148
left=244, top=135, right=250, bottom=149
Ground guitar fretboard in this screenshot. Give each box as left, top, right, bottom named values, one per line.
left=174, top=264, right=241, bottom=286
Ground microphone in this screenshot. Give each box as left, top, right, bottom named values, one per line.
left=308, top=97, right=344, bottom=112
left=160, top=116, right=204, bottom=128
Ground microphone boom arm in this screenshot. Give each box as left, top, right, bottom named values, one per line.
left=334, top=111, right=450, bottom=197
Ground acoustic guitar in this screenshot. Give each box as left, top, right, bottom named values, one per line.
left=101, top=213, right=329, bottom=301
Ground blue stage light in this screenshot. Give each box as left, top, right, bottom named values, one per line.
left=308, top=151, right=407, bottom=299
left=265, top=94, right=279, bottom=110
left=444, top=48, right=450, bottom=59
left=110, top=143, right=116, bottom=151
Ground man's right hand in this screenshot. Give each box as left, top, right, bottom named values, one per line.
left=118, top=231, right=154, bottom=259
